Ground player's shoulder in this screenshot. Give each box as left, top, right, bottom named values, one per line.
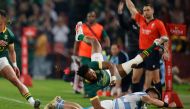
left=95, top=23, right=104, bottom=28
left=6, top=27, right=14, bottom=36
left=154, top=19, right=164, bottom=24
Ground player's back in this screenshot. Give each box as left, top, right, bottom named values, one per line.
left=112, top=92, right=147, bottom=109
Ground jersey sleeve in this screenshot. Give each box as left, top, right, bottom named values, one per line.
left=7, top=28, right=16, bottom=44
left=157, top=20, right=168, bottom=37
left=84, top=82, right=98, bottom=98
left=88, top=61, right=101, bottom=70
left=135, top=13, right=144, bottom=25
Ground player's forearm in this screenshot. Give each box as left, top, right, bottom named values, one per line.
left=148, top=98, right=169, bottom=108
left=125, top=0, right=138, bottom=18
left=73, top=42, right=79, bottom=56
left=90, top=96, right=104, bottom=109
left=9, top=50, right=17, bottom=63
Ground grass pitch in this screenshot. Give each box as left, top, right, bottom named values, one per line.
left=0, top=78, right=189, bottom=109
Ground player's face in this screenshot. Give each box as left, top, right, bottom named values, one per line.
left=84, top=69, right=97, bottom=82
left=143, top=6, right=154, bottom=19
left=111, top=45, right=119, bottom=56
left=148, top=91, right=159, bottom=99
left=87, top=12, right=96, bottom=24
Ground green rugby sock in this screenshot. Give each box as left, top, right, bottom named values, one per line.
left=142, top=43, right=156, bottom=56
left=78, top=34, right=85, bottom=41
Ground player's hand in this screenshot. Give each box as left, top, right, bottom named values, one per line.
left=118, top=1, right=125, bottom=14
left=13, top=66, right=20, bottom=78
left=109, top=79, right=116, bottom=87
left=169, top=102, right=176, bottom=108
left=111, top=86, right=121, bottom=97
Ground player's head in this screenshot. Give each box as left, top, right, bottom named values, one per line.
left=0, top=9, right=7, bottom=25
left=111, top=43, right=120, bottom=56
left=143, top=4, right=154, bottom=19
left=77, top=65, right=97, bottom=82
left=145, top=87, right=161, bottom=99
left=87, top=10, right=97, bottom=24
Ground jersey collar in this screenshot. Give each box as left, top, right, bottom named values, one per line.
left=2, top=27, right=7, bottom=33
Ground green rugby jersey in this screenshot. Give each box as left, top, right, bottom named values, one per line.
left=84, top=61, right=111, bottom=98
left=0, top=27, right=15, bottom=57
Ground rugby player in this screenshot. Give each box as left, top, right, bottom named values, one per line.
left=0, top=10, right=40, bottom=109
left=44, top=87, right=176, bottom=109
left=74, top=21, right=168, bottom=109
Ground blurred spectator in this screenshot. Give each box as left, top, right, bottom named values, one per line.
left=110, top=43, right=130, bottom=97
left=52, top=14, right=70, bottom=54
left=43, top=0, right=58, bottom=22
left=169, top=7, right=184, bottom=24
left=32, top=32, right=50, bottom=79
left=28, top=3, right=43, bottom=28
left=172, top=66, right=189, bottom=84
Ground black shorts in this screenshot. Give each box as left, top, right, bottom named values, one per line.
left=137, top=49, right=161, bottom=70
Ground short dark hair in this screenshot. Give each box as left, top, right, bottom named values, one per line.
left=77, top=65, right=89, bottom=78
left=145, top=87, right=161, bottom=99
left=144, top=4, right=154, bottom=9
left=0, top=9, right=7, bottom=17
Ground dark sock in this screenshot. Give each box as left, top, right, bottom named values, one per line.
left=78, top=34, right=84, bottom=41
left=131, top=83, right=143, bottom=92
left=155, top=82, right=162, bottom=99
left=142, top=43, right=157, bottom=56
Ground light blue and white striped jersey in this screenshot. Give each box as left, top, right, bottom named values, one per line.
left=99, top=92, right=147, bottom=109
left=85, top=92, right=147, bottom=109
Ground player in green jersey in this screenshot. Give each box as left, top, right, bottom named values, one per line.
left=75, top=21, right=168, bottom=109
left=0, top=10, right=40, bottom=109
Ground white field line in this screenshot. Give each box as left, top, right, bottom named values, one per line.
left=0, top=96, right=45, bottom=107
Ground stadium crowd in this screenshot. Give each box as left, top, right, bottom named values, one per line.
left=1, top=0, right=189, bottom=79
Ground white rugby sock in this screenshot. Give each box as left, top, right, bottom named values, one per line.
left=121, top=55, right=143, bottom=74
left=28, top=97, right=35, bottom=106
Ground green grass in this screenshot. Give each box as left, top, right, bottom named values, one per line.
left=0, top=78, right=189, bottom=109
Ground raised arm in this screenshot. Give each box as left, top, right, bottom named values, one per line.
left=118, top=1, right=130, bottom=30
left=124, top=0, right=138, bottom=19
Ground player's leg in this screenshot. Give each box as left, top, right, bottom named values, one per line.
left=144, top=48, right=162, bottom=99
left=116, top=37, right=167, bottom=78
left=75, top=21, right=102, bottom=54
left=128, top=51, right=144, bottom=92
left=131, top=68, right=144, bottom=92
left=0, top=65, right=40, bottom=108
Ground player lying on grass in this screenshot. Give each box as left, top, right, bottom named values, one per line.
left=0, top=10, right=40, bottom=109
left=44, top=87, right=176, bottom=109
left=74, top=21, right=168, bottom=109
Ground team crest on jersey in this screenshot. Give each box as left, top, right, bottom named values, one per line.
left=0, top=40, right=8, bottom=47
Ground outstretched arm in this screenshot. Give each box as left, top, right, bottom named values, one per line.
left=142, top=95, right=176, bottom=108
left=79, top=35, right=102, bottom=54
left=124, top=0, right=138, bottom=19
left=90, top=96, right=105, bottom=109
